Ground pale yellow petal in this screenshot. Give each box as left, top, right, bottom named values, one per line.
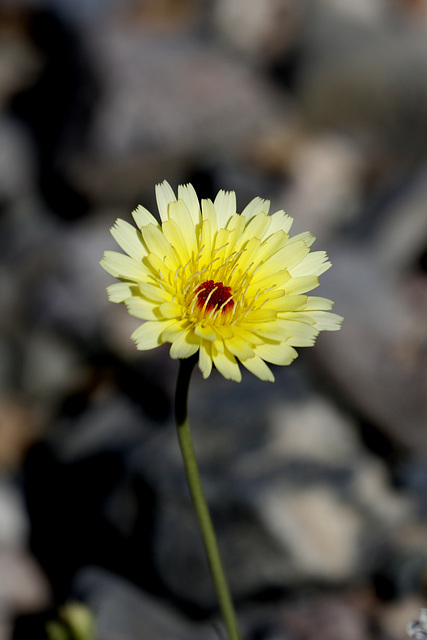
left=249, top=240, right=310, bottom=281
left=234, top=213, right=270, bottom=253
left=100, top=251, right=149, bottom=281
left=232, top=237, right=261, bottom=273
left=253, top=343, right=298, bottom=366
left=132, top=205, right=159, bottom=228
left=214, top=190, right=236, bottom=229
left=201, top=198, right=217, bottom=232
left=110, top=219, right=146, bottom=262
left=213, top=325, right=234, bottom=340
left=126, top=297, right=159, bottom=320
left=268, top=210, right=293, bottom=235
left=257, top=230, right=289, bottom=262
left=212, top=345, right=242, bottom=382
left=250, top=319, right=295, bottom=341
left=302, top=296, right=335, bottom=310
left=281, top=320, right=319, bottom=346
left=226, top=334, right=255, bottom=360
left=290, top=251, right=331, bottom=277
left=225, top=213, right=246, bottom=247
left=141, top=224, right=176, bottom=266
left=199, top=341, right=213, bottom=378
left=177, top=183, right=200, bottom=225
left=244, top=308, right=277, bottom=323
left=161, top=319, right=191, bottom=342
left=169, top=331, right=200, bottom=359
left=162, top=218, right=192, bottom=264
left=194, top=324, right=217, bottom=341
left=212, top=227, right=232, bottom=266
left=245, top=269, right=291, bottom=296
left=230, top=327, right=264, bottom=346
left=155, top=180, right=176, bottom=222
left=240, top=355, right=274, bottom=382
left=286, top=231, right=316, bottom=247
left=241, top=196, right=270, bottom=221
left=167, top=200, right=198, bottom=256
left=107, top=282, right=135, bottom=302
left=284, top=275, right=319, bottom=295
left=263, top=294, right=307, bottom=313
left=269, top=240, right=311, bottom=272
left=158, top=302, right=183, bottom=318
left=138, top=281, right=171, bottom=303
left=131, top=320, right=174, bottom=350
left=285, top=311, right=343, bottom=331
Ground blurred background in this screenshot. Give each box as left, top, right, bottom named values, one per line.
left=1, top=0, right=427, bottom=638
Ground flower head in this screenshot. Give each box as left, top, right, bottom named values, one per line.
left=101, top=181, right=342, bottom=382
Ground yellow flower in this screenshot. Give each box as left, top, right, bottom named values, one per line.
left=101, top=181, right=342, bottom=382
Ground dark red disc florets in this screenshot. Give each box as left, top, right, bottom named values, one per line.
left=195, top=280, right=234, bottom=312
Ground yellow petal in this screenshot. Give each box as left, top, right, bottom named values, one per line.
left=281, top=320, right=319, bottom=346
left=167, top=200, right=198, bottom=257
left=267, top=294, right=307, bottom=312
left=241, top=196, right=270, bottom=221
left=212, top=345, right=242, bottom=382
left=177, top=183, right=200, bottom=226
left=268, top=210, right=293, bottom=235
left=257, top=230, right=289, bottom=262
left=287, top=231, right=316, bottom=247
left=162, top=217, right=192, bottom=264
left=241, top=355, right=274, bottom=382
left=285, top=311, right=343, bottom=331
left=141, top=225, right=176, bottom=267
left=268, top=240, right=310, bottom=272
left=214, top=190, right=236, bottom=229
left=155, top=180, right=176, bottom=222
left=253, top=343, right=298, bottom=366
left=284, top=275, right=319, bottom=295
left=199, top=341, right=213, bottom=378
left=126, top=297, right=159, bottom=320
left=131, top=320, right=174, bottom=350
left=110, top=219, right=146, bottom=262
left=169, top=331, right=200, bottom=359
left=302, top=296, right=335, bottom=310
left=290, top=251, right=331, bottom=277
left=138, top=281, right=171, bottom=303
left=226, top=334, right=255, bottom=359
left=132, top=205, right=159, bottom=228
left=194, top=324, right=217, bottom=341
left=107, top=282, right=135, bottom=302
left=100, top=251, right=149, bottom=281
left=161, top=319, right=191, bottom=342
left=201, top=199, right=217, bottom=232
left=233, top=237, right=261, bottom=273
left=158, top=302, right=183, bottom=318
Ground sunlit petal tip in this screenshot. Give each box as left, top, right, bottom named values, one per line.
left=132, top=204, right=159, bottom=228
left=241, top=196, right=271, bottom=221
left=155, top=180, right=177, bottom=222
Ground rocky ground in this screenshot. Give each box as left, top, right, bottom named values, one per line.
left=2, top=1, right=427, bottom=639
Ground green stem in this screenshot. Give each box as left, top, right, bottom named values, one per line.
left=174, top=356, right=242, bottom=640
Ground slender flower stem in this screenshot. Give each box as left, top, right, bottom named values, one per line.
left=175, top=355, right=242, bottom=640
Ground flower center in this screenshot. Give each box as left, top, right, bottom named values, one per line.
left=195, top=280, right=234, bottom=313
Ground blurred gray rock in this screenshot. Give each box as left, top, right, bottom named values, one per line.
left=74, top=567, right=219, bottom=640
left=70, top=24, right=285, bottom=203
left=314, top=233, right=427, bottom=454
left=133, top=373, right=411, bottom=608
left=297, top=13, right=427, bottom=163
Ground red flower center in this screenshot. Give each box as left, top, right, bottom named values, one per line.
left=195, top=280, right=234, bottom=313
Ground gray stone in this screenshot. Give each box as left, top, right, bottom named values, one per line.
left=73, top=567, right=220, bottom=640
